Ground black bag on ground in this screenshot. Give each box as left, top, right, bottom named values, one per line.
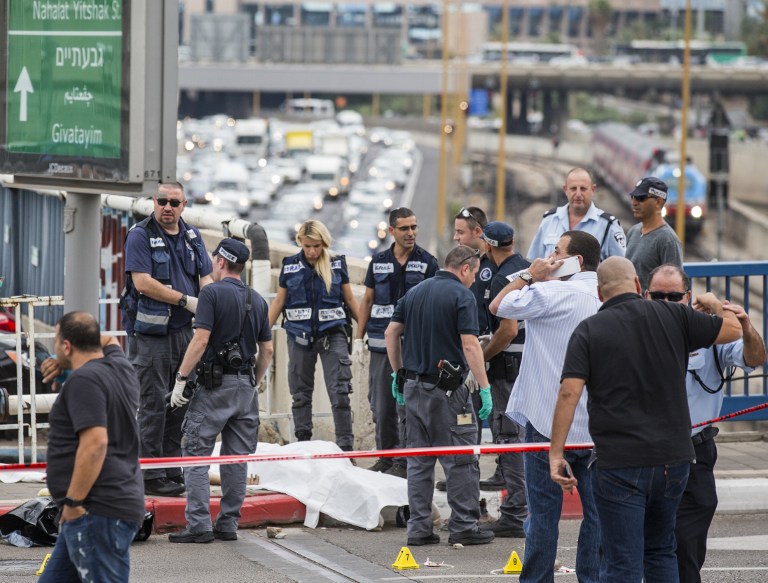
left=0, top=496, right=58, bottom=546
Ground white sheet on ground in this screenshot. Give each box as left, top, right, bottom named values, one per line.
left=0, top=469, right=46, bottom=484
left=210, top=440, right=408, bottom=530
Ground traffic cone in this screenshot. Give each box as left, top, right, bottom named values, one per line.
left=35, top=554, right=51, bottom=576
left=502, top=550, right=523, bottom=574
left=391, top=546, right=420, bottom=570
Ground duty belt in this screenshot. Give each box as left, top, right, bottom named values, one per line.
left=222, top=366, right=251, bottom=375
left=691, top=425, right=719, bottom=447
left=404, top=370, right=440, bottom=384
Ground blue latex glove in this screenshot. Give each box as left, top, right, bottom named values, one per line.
left=478, top=386, right=493, bottom=420
left=391, top=372, right=405, bottom=406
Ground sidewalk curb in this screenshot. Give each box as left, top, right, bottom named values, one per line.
left=0, top=491, right=307, bottom=534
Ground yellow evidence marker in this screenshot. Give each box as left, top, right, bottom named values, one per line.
left=503, top=550, right=523, bottom=574
left=35, top=554, right=51, bottom=576
left=392, top=546, right=420, bottom=570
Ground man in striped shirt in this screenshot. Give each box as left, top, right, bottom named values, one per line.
left=489, top=230, right=602, bottom=583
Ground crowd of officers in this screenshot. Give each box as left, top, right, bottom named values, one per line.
left=40, top=170, right=765, bottom=582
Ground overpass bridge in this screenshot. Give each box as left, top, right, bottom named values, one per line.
left=179, top=59, right=768, bottom=131
left=180, top=60, right=768, bottom=96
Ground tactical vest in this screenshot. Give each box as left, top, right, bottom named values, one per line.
left=366, top=245, right=436, bottom=352
left=488, top=253, right=529, bottom=351
left=281, top=252, right=347, bottom=347
left=471, top=255, right=496, bottom=336
left=120, top=215, right=206, bottom=335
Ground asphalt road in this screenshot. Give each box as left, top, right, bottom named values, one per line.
left=2, top=513, right=768, bottom=581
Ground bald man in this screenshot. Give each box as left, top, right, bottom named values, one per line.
left=548, top=257, right=742, bottom=582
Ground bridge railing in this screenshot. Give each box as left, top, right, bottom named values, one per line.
left=685, top=261, right=768, bottom=420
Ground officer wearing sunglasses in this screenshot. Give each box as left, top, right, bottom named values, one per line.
left=120, top=182, right=213, bottom=497
left=645, top=264, right=766, bottom=583
left=625, top=176, right=683, bottom=291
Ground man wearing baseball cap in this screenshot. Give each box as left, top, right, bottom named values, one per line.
left=169, top=238, right=274, bottom=543
left=478, top=221, right=529, bottom=538
left=625, top=176, right=683, bottom=291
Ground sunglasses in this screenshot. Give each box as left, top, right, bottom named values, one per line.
left=456, top=207, right=478, bottom=222
left=630, top=194, right=657, bottom=203
left=649, top=291, right=687, bottom=302
left=460, top=248, right=480, bottom=265
left=156, top=198, right=183, bottom=208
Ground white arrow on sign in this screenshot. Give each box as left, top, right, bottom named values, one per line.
left=14, top=67, right=34, bottom=123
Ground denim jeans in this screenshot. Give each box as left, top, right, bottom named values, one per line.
left=521, top=422, right=601, bottom=583
left=39, top=513, right=139, bottom=583
left=593, top=463, right=690, bottom=583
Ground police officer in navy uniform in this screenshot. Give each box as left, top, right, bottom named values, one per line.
left=528, top=167, right=626, bottom=262
left=385, top=245, right=495, bottom=547
left=478, top=222, right=528, bottom=538
left=168, top=238, right=274, bottom=543
left=354, top=207, right=438, bottom=477
left=453, top=205, right=504, bottom=490
left=268, top=220, right=359, bottom=450
left=121, top=182, right=213, bottom=497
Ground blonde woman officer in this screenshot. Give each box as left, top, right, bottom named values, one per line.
left=269, top=221, right=359, bottom=450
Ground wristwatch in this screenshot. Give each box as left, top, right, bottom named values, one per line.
left=178, top=294, right=188, bottom=308
left=519, top=271, right=534, bottom=285
left=176, top=372, right=188, bottom=382
left=62, top=496, right=84, bottom=507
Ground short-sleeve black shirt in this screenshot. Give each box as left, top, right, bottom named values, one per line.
left=46, top=345, right=145, bottom=524
left=562, top=293, right=722, bottom=469
left=391, top=270, right=478, bottom=375
left=194, top=277, right=272, bottom=364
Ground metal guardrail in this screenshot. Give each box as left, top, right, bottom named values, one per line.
left=686, top=261, right=768, bottom=420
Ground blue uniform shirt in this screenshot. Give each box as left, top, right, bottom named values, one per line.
left=687, top=340, right=753, bottom=436
left=527, top=203, right=626, bottom=261
left=470, top=254, right=496, bottom=336
left=194, top=278, right=272, bottom=365
left=124, top=219, right=213, bottom=334
left=392, top=270, right=478, bottom=375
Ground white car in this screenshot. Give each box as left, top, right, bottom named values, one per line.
left=349, top=181, right=394, bottom=213
left=265, top=157, right=303, bottom=184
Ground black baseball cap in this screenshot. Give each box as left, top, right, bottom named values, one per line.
left=213, top=238, right=249, bottom=264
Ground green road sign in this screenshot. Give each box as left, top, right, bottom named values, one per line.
left=6, top=0, right=124, bottom=159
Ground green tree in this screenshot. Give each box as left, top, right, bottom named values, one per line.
left=589, top=0, right=613, bottom=55
left=742, top=1, right=768, bottom=120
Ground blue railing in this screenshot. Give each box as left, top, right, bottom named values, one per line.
left=685, top=261, right=768, bottom=421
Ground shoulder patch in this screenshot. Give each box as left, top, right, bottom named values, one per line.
left=614, top=231, right=626, bottom=248
left=543, top=207, right=557, bottom=218
left=331, top=260, right=343, bottom=270
left=479, top=267, right=494, bottom=282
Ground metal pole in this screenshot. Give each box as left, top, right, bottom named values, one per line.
left=436, top=0, right=450, bottom=236
left=64, top=193, right=101, bottom=317
left=716, top=181, right=725, bottom=260
left=495, top=0, right=509, bottom=221
left=675, top=0, right=692, bottom=249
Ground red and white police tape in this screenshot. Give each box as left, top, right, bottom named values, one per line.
left=2, top=400, right=766, bottom=474
left=0, top=443, right=594, bottom=473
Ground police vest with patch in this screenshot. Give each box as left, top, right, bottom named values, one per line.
left=471, top=255, right=496, bottom=336
left=488, top=253, right=529, bottom=351
left=120, top=215, right=206, bottom=336
left=281, top=252, right=348, bottom=346
left=366, top=245, right=437, bottom=352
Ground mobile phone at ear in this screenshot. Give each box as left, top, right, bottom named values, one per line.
left=550, top=255, right=580, bottom=279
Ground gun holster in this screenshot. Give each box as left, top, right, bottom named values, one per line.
left=436, top=360, right=464, bottom=393
left=487, top=353, right=520, bottom=383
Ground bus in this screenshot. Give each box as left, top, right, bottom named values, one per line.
left=280, top=98, right=335, bottom=118
left=611, top=40, right=747, bottom=65
left=480, top=42, right=579, bottom=63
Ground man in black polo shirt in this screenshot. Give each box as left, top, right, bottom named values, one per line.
left=549, top=257, right=742, bottom=582
left=385, top=245, right=494, bottom=547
